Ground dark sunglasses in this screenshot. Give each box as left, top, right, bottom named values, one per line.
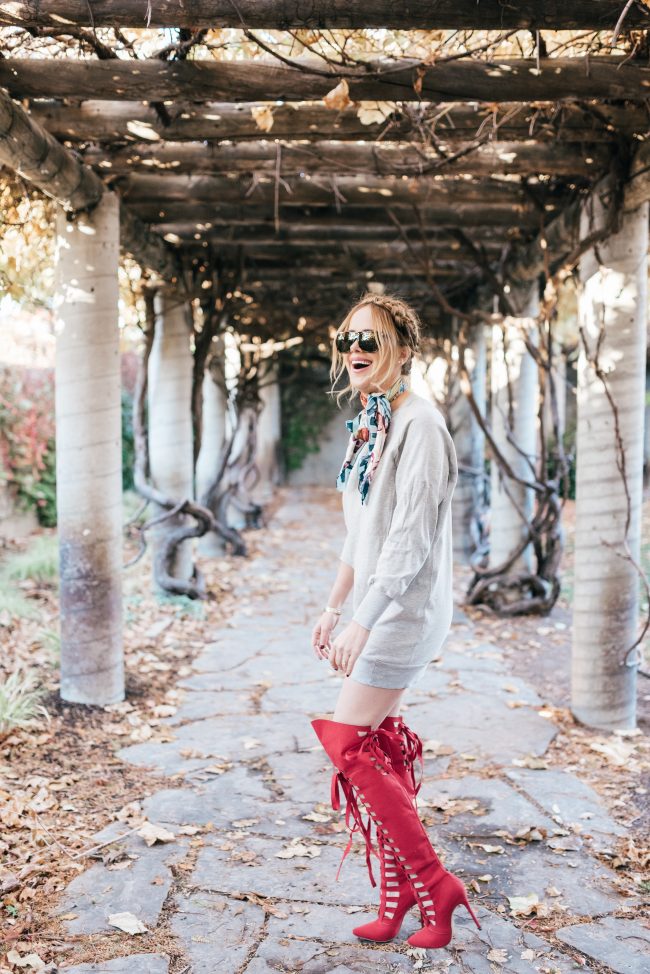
left=335, top=330, right=379, bottom=354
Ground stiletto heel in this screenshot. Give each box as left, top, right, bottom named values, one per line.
left=462, top=895, right=481, bottom=930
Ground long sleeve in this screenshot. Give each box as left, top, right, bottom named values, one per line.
left=352, top=417, right=454, bottom=631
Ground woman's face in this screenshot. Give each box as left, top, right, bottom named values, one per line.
left=341, top=306, right=404, bottom=395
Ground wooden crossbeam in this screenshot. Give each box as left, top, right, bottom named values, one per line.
left=120, top=172, right=558, bottom=207
left=33, top=100, right=645, bottom=145
left=2, top=57, right=650, bottom=104
left=2, top=1, right=646, bottom=31
left=134, top=202, right=544, bottom=232
left=82, top=139, right=611, bottom=180
left=0, top=86, right=178, bottom=278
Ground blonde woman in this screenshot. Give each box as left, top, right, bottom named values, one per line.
left=310, top=294, right=480, bottom=948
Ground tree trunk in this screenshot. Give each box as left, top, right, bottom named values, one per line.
left=490, top=290, right=539, bottom=573
left=195, top=355, right=228, bottom=556
left=253, top=361, right=282, bottom=504
left=147, top=291, right=194, bottom=585
left=55, top=192, right=124, bottom=704
left=571, top=198, right=649, bottom=730
left=451, top=323, right=487, bottom=563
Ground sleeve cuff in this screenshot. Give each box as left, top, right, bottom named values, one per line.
left=352, top=583, right=392, bottom=631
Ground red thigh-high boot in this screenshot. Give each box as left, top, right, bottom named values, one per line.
left=351, top=716, right=422, bottom=942
left=312, top=718, right=480, bottom=950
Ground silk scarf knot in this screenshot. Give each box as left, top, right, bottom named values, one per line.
left=336, top=378, right=407, bottom=504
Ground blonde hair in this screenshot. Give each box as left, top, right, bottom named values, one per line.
left=330, top=293, right=421, bottom=402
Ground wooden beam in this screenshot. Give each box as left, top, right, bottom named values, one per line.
left=120, top=172, right=560, bottom=209
left=135, top=202, right=544, bottom=232
left=2, top=1, right=646, bottom=31
left=0, top=86, right=178, bottom=278
left=83, top=139, right=612, bottom=180
left=3, top=57, right=650, bottom=104
left=33, top=100, right=646, bottom=144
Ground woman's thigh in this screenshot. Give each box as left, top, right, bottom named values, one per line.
left=333, top=677, right=407, bottom=728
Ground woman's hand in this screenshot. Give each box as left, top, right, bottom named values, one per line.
left=312, top=610, right=340, bottom=661
left=329, top=621, right=370, bottom=677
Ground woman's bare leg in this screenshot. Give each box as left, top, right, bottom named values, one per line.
left=332, top=676, right=407, bottom=728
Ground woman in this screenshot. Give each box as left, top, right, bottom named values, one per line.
left=310, top=293, right=480, bottom=949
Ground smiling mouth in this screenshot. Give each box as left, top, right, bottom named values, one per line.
left=351, top=360, right=372, bottom=372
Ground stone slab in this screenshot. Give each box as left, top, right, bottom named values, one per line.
left=437, top=650, right=506, bottom=673
left=421, top=776, right=555, bottom=837
left=454, top=670, right=543, bottom=706
left=167, top=689, right=256, bottom=722
left=556, top=916, right=650, bottom=974
left=118, top=713, right=313, bottom=776
left=261, top=678, right=341, bottom=715
left=142, top=764, right=270, bottom=827
left=452, top=840, right=627, bottom=917
left=264, top=898, right=423, bottom=944
left=193, top=834, right=376, bottom=907
left=244, top=936, right=411, bottom=974
left=406, top=693, right=556, bottom=764
left=61, top=955, right=169, bottom=974
left=171, top=892, right=265, bottom=974
left=506, top=767, right=626, bottom=851
left=444, top=908, right=594, bottom=974
left=56, top=825, right=187, bottom=935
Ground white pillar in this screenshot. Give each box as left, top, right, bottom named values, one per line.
left=147, top=291, right=194, bottom=583
left=195, top=356, right=227, bottom=556
left=55, top=192, right=123, bottom=704
left=253, top=362, right=282, bottom=504
left=490, top=289, right=539, bottom=571
left=451, top=324, right=487, bottom=563
left=572, top=196, right=648, bottom=730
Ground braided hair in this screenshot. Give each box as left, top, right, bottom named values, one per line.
left=331, top=292, right=422, bottom=400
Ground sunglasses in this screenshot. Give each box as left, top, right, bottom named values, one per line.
left=335, top=330, right=379, bottom=354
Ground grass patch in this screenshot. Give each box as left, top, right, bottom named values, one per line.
left=0, top=670, right=49, bottom=739
left=0, top=587, right=39, bottom=622
left=3, top=534, right=58, bottom=585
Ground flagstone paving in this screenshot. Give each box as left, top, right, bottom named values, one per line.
left=61, top=489, right=647, bottom=973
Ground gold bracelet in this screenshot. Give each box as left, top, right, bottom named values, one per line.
left=324, top=605, right=342, bottom=616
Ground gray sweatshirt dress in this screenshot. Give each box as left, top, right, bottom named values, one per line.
left=340, top=393, right=458, bottom=689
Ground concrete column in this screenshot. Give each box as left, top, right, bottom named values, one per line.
left=147, top=291, right=194, bottom=583
left=490, top=288, right=539, bottom=572
left=572, top=195, right=648, bottom=730
left=253, top=361, right=282, bottom=504
left=54, top=192, right=123, bottom=704
left=450, top=324, right=487, bottom=563
left=195, top=353, right=227, bottom=556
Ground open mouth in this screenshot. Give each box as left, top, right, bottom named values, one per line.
left=351, top=360, right=372, bottom=372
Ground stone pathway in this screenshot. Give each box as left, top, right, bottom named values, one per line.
left=59, top=490, right=648, bottom=974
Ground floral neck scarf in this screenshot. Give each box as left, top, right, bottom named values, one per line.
left=336, top=377, right=408, bottom=504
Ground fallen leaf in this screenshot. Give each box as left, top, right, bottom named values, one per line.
left=323, top=78, right=351, bottom=111
left=520, top=948, right=535, bottom=961
left=487, top=948, right=508, bottom=964
left=475, top=844, right=504, bottom=854
left=6, top=951, right=46, bottom=971
left=356, top=101, right=393, bottom=126
left=107, top=911, right=148, bottom=934
left=251, top=106, right=274, bottom=132
left=275, top=842, right=321, bottom=859
left=507, top=892, right=539, bottom=916
left=137, top=822, right=176, bottom=846
left=302, top=812, right=331, bottom=823
left=545, top=885, right=562, bottom=897
left=512, top=755, right=548, bottom=770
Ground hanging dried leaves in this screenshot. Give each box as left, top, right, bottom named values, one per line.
left=323, top=78, right=351, bottom=111
left=251, top=105, right=274, bottom=133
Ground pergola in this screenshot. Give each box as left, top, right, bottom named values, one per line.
left=1, top=2, right=648, bottom=732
